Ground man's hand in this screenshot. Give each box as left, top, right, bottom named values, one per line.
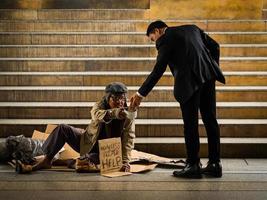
left=118, top=108, right=127, bottom=119
left=120, top=163, right=131, bottom=172
left=104, top=108, right=127, bottom=121
left=130, top=93, right=143, bottom=109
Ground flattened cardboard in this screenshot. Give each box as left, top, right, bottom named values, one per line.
left=60, top=143, right=79, bottom=160
left=130, top=163, right=158, bottom=173
left=131, top=150, right=185, bottom=167
left=32, top=130, right=49, bottom=141
left=95, top=163, right=157, bottom=177
left=45, top=124, right=58, bottom=134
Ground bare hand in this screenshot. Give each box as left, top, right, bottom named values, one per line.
left=120, top=163, right=131, bottom=172
left=130, top=93, right=143, bottom=109
left=118, top=108, right=127, bottom=119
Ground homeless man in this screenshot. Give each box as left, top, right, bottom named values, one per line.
left=16, top=82, right=136, bottom=173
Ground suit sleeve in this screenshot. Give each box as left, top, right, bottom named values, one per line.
left=138, top=37, right=171, bottom=97
left=200, top=29, right=220, bottom=65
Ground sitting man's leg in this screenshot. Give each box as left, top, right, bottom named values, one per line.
left=17, top=124, right=82, bottom=173
left=34, top=124, right=82, bottom=170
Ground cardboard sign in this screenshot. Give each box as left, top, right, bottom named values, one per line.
left=98, top=137, right=131, bottom=177
left=101, top=171, right=132, bottom=178
left=98, top=137, right=122, bottom=173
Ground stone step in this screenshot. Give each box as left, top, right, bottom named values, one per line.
left=1, top=32, right=267, bottom=44
left=0, top=0, right=150, bottom=9
left=211, top=32, right=267, bottom=44
left=0, top=0, right=261, bottom=20
left=0, top=32, right=149, bottom=45
left=0, top=9, right=149, bottom=20
left=0, top=86, right=266, bottom=102
left=2, top=9, right=264, bottom=22
left=1, top=174, right=267, bottom=193
left=1, top=102, right=266, bottom=119
left=1, top=71, right=266, bottom=86
left=136, top=137, right=267, bottom=158
left=0, top=119, right=266, bottom=139
left=0, top=20, right=266, bottom=32
left=0, top=57, right=266, bottom=72
left=1, top=44, right=267, bottom=57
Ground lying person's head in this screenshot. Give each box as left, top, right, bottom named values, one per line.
left=105, top=82, right=128, bottom=109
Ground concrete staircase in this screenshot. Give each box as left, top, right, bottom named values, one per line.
left=0, top=7, right=267, bottom=158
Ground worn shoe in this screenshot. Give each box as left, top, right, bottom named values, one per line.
left=173, top=162, right=202, bottom=179
left=75, top=158, right=100, bottom=173
left=15, top=160, right=32, bottom=174
left=201, top=161, right=222, bottom=177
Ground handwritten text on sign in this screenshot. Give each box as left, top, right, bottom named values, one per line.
left=98, top=137, right=122, bottom=174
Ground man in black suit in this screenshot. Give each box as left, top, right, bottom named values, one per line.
left=130, top=20, right=225, bottom=178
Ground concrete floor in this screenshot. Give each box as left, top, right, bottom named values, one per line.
left=0, top=159, right=267, bottom=200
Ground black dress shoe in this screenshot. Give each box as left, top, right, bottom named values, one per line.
left=201, top=161, right=222, bottom=178
left=173, top=163, right=202, bottom=179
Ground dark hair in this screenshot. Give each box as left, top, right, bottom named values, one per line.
left=146, top=20, right=168, bottom=36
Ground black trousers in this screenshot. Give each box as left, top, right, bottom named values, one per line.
left=180, top=80, right=220, bottom=164
left=42, top=124, right=82, bottom=160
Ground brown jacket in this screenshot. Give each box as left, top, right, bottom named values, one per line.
left=80, top=100, right=135, bottom=163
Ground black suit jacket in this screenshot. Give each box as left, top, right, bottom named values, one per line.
left=138, top=25, right=225, bottom=104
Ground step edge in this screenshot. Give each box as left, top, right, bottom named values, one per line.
left=135, top=137, right=267, bottom=144
left=1, top=86, right=267, bottom=91
left=0, top=119, right=266, bottom=125
left=1, top=44, right=267, bottom=47
left=1, top=102, right=267, bottom=107
left=0, top=19, right=266, bottom=22
left=1, top=31, right=267, bottom=35
left=0, top=57, right=266, bottom=61
left=1, top=71, right=267, bottom=76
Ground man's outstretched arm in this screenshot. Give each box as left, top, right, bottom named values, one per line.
left=130, top=37, right=171, bottom=108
